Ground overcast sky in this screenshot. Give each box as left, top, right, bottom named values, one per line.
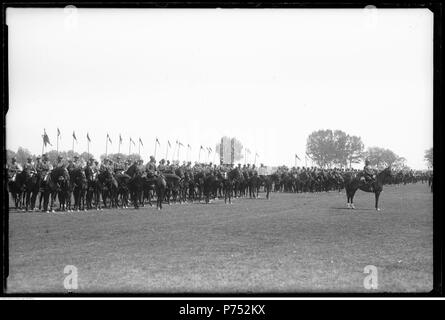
left=6, top=8, right=433, bottom=168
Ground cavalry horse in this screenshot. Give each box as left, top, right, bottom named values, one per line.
left=8, top=171, right=27, bottom=210
left=248, top=173, right=261, bottom=198
left=163, top=173, right=182, bottom=204
left=343, top=166, right=393, bottom=211
left=143, top=174, right=167, bottom=210
left=24, top=170, right=41, bottom=211
left=42, top=167, right=70, bottom=212
left=218, top=169, right=237, bottom=204
left=85, top=166, right=102, bottom=210
left=98, top=169, right=118, bottom=208
left=125, top=164, right=144, bottom=209
left=70, top=167, right=87, bottom=211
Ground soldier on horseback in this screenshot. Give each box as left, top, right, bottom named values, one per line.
left=363, top=159, right=375, bottom=191
left=38, top=154, right=53, bottom=182
left=86, top=157, right=97, bottom=172
left=8, top=156, right=23, bottom=181
left=145, top=156, right=158, bottom=177
left=158, top=159, right=167, bottom=173
left=23, top=157, right=36, bottom=176
left=113, top=156, right=125, bottom=175
left=72, top=155, right=83, bottom=169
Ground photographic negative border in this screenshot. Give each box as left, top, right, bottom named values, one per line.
left=1, top=1, right=443, bottom=299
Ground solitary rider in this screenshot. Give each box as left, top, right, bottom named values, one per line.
left=363, top=159, right=375, bottom=191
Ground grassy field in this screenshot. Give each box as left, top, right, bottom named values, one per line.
left=6, top=183, right=433, bottom=294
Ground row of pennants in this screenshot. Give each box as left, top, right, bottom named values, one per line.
left=41, top=129, right=247, bottom=164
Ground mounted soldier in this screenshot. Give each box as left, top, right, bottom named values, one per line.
left=113, top=156, right=125, bottom=175
left=157, top=159, right=167, bottom=173
left=86, top=157, right=98, bottom=173
left=72, top=155, right=83, bottom=169
left=55, top=155, right=65, bottom=169
left=362, top=159, right=376, bottom=191
left=145, top=156, right=157, bottom=178
left=23, top=157, right=36, bottom=176
left=38, top=154, right=53, bottom=182
left=8, top=156, right=23, bottom=181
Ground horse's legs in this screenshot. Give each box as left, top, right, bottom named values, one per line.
left=345, top=188, right=356, bottom=209
left=25, top=191, right=31, bottom=211
left=375, top=191, right=381, bottom=211
left=349, top=190, right=357, bottom=209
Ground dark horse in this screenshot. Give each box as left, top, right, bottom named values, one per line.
left=217, top=170, right=234, bottom=204
left=343, top=166, right=392, bottom=211
left=125, top=163, right=144, bottom=209
left=8, top=171, right=27, bottom=210
left=85, top=166, right=102, bottom=210
left=24, top=170, right=41, bottom=211
left=42, top=167, right=70, bottom=212
left=144, top=175, right=167, bottom=210
left=98, top=170, right=118, bottom=208
left=70, top=167, right=87, bottom=211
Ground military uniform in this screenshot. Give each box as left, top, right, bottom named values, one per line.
left=38, top=159, right=53, bottom=182
left=114, top=160, right=125, bottom=174
left=8, top=159, right=22, bottom=181
left=72, top=157, right=83, bottom=170
left=145, top=158, right=157, bottom=177
left=157, top=161, right=166, bottom=173
left=23, top=159, right=36, bottom=175
left=363, top=164, right=374, bottom=181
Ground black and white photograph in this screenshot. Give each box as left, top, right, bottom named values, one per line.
left=3, top=6, right=436, bottom=295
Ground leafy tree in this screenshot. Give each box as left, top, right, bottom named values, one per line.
left=345, top=135, right=365, bottom=168
left=306, top=129, right=337, bottom=168
left=215, top=137, right=243, bottom=164
left=100, top=153, right=141, bottom=163
left=332, top=130, right=349, bottom=167
left=15, top=147, right=33, bottom=165
left=365, top=147, right=399, bottom=169
left=424, top=148, right=433, bottom=169
left=306, top=129, right=365, bottom=168
left=79, top=152, right=94, bottom=163
left=6, top=149, right=16, bottom=163
left=45, top=150, right=60, bottom=164
left=392, top=156, right=410, bottom=171
left=44, top=150, right=80, bottom=164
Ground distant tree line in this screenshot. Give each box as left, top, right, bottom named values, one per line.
left=424, top=147, right=433, bottom=169
left=6, top=148, right=143, bottom=165
left=306, top=129, right=410, bottom=170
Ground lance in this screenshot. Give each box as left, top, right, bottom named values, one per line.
left=198, top=146, right=202, bottom=163
left=154, top=138, right=158, bottom=159
left=106, top=135, right=108, bottom=156
left=172, top=141, right=178, bottom=162
left=165, top=142, right=169, bottom=160
left=41, top=135, right=45, bottom=155
left=177, top=143, right=182, bottom=161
